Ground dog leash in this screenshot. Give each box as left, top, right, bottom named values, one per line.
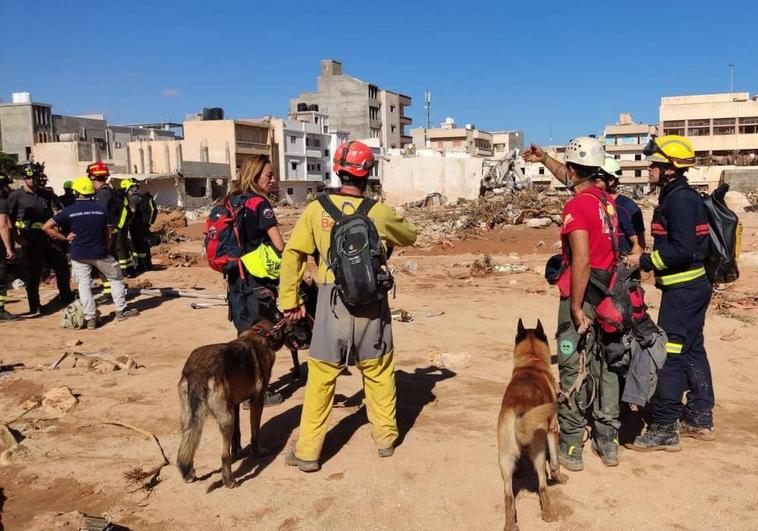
left=557, top=332, right=597, bottom=412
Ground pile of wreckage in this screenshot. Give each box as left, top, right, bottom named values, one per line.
left=403, top=189, right=570, bottom=247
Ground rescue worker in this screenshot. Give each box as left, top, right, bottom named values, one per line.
left=122, top=178, right=156, bottom=272
left=528, top=137, right=622, bottom=470
left=626, top=135, right=714, bottom=450
left=279, top=141, right=417, bottom=472
left=599, top=157, right=644, bottom=254
left=7, top=163, right=74, bottom=316
left=43, top=177, right=138, bottom=329
left=0, top=173, right=19, bottom=321
left=87, top=162, right=134, bottom=300
left=59, top=180, right=77, bottom=207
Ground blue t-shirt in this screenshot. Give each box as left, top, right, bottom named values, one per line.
left=52, top=198, right=110, bottom=261
left=614, top=194, right=644, bottom=253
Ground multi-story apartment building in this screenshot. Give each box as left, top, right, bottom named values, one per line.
left=660, top=92, right=758, bottom=164
left=0, top=92, right=54, bottom=162
left=491, top=130, right=524, bottom=156
left=603, top=113, right=657, bottom=184
left=410, top=117, right=494, bottom=157
left=289, top=60, right=412, bottom=149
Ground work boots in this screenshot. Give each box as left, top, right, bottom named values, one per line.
left=285, top=452, right=320, bottom=473
left=558, top=442, right=583, bottom=472
left=628, top=423, right=681, bottom=452
left=591, top=436, right=619, bottom=467
left=0, top=309, right=19, bottom=321
left=678, top=421, right=716, bottom=441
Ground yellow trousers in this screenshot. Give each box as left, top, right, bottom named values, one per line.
left=295, top=352, right=398, bottom=462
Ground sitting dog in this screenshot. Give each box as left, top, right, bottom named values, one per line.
left=498, top=319, right=567, bottom=530
left=176, top=319, right=285, bottom=488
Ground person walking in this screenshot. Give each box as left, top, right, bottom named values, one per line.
left=626, top=135, right=714, bottom=451
left=42, top=177, right=138, bottom=329
left=7, top=163, right=73, bottom=316
left=0, top=173, right=19, bottom=321
left=279, top=141, right=417, bottom=472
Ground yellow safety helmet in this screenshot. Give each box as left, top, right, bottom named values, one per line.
left=643, top=135, right=696, bottom=168
left=120, top=178, right=137, bottom=190
left=72, top=176, right=95, bottom=196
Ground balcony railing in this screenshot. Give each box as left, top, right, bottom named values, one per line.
left=236, top=140, right=269, bottom=154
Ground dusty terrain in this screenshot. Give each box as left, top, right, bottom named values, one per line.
left=1, top=207, right=758, bottom=531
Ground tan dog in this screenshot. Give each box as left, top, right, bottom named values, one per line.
left=498, top=319, right=567, bottom=530
left=176, top=320, right=284, bottom=488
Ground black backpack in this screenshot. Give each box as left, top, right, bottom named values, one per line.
left=701, top=183, right=742, bottom=284
left=317, top=195, right=394, bottom=308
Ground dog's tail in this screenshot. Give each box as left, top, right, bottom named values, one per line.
left=176, top=375, right=208, bottom=481
left=515, top=402, right=557, bottom=446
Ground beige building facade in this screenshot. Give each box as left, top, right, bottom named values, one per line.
left=410, top=118, right=493, bottom=157
left=660, top=92, right=758, bottom=164
left=603, top=113, right=658, bottom=184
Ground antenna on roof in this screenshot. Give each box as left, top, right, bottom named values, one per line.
left=424, top=89, right=432, bottom=146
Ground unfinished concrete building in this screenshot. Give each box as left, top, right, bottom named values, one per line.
left=289, top=60, right=412, bottom=148
left=0, top=92, right=54, bottom=163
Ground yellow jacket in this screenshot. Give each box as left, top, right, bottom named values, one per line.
left=278, top=194, right=417, bottom=310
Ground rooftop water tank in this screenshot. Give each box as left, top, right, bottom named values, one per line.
left=12, top=92, right=32, bottom=104
left=202, top=107, right=224, bottom=121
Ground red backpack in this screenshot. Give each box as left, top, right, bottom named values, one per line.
left=204, top=194, right=249, bottom=276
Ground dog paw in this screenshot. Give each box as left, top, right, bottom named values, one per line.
left=223, top=478, right=239, bottom=489
left=182, top=470, right=196, bottom=483
left=541, top=509, right=558, bottom=523
left=553, top=470, right=569, bottom=484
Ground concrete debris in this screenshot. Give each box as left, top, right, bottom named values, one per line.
left=400, top=260, right=419, bottom=272
left=0, top=443, right=31, bottom=466
left=166, top=250, right=199, bottom=267
left=470, top=254, right=530, bottom=276
left=391, top=309, right=414, bottom=322
left=493, top=263, right=530, bottom=274
left=152, top=209, right=188, bottom=243
left=12, top=278, right=25, bottom=290
left=525, top=217, right=553, bottom=229
left=184, top=205, right=214, bottom=223
left=41, top=386, right=79, bottom=415
left=428, top=351, right=471, bottom=370
left=0, top=423, right=20, bottom=450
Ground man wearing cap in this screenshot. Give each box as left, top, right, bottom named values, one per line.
left=59, top=180, right=77, bottom=207
left=7, top=163, right=74, bottom=316
left=0, top=173, right=19, bottom=321
left=43, top=177, right=138, bottom=329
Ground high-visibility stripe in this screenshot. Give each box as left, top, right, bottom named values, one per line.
left=0, top=294, right=6, bottom=301
left=651, top=223, right=667, bottom=235
left=666, top=342, right=683, bottom=354
left=116, top=199, right=129, bottom=230
left=657, top=267, right=706, bottom=286
left=651, top=250, right=666, bottom=270
left=15, top=221, right=44, bottom=229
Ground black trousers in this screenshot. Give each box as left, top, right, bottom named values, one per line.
left=227, top=272, right=277, bottom=334
left=111, top=227, right=133, bottom=272
left=0, top=249, right=7, bottom=309
left=22, top=234, right=72, bottom=311
left=652, top=278, right=714, bottom=428
left=129, top=223, right=152, bottom=271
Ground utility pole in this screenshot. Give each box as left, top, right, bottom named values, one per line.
left=729, top=63, right=735, bottom=93
left=424, top=89, right=431, bottom=146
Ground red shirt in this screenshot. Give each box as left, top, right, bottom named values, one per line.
left=560, top=186, right=618, bottom=271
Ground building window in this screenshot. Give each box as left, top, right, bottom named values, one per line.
left=291, top=161, right=298, bottom=171
left=738, top=117, right=758, bottom=134
left=287, top=187, right=294, bottom=195
left=290, top=136, right=296, bottom=144
left=324, top=149, right=329, bottom=158
left=687, top=118, right=711, bottom=136
left=307, top=188, right=313, bottom=194
left=634, top=170, right=642, bottom=177
left=713, top=118, right=736, bottom=135
left=325, top=172, right=330, bottom=180
left=634, top=154, right=641, bottom=161
left=391, top=144, right=396, bottom=149
left=391, top=125, right=396, bottom=133
left=614, top=154, right=620, bottom=160
left=315, top=117, right=319, bottom=124
left=538, top=167, right=545, bottom=175
left=370, top=128, right=380, bottom=138
left=317, top=163, right=321, bottom=171
left=390, top=105, right=396, bottom=113
left=662, top=120, right=685, bottom=136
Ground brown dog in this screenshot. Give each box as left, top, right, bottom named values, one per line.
left=497, top=319, right=567, bottom=530
left=176, top=320, right=284, bottom=488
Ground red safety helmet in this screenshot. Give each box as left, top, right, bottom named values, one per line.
left=87, top=161, right=110, bottom=180
left=333, top=141, right=374, bottom=178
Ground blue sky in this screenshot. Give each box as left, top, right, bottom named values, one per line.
left=1, top=0, right=756, bottom=144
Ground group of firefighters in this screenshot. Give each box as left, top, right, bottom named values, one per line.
left=0, top=161, right=155, bottom=324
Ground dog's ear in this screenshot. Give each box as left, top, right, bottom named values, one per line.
left=535, top=319, right=547, bottom=341
left=516, top=318, right=527, bottom=341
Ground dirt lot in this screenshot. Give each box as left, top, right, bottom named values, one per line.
left=1, top=208, right=758, bottom=530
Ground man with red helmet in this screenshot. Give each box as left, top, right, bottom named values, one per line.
left=279, top=141, right=416, bottom=472
left=88, top=162, right=134, bottom=297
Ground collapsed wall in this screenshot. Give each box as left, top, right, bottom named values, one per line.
left=381, top=156, right=484, bottom=206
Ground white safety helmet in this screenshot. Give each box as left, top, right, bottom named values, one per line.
left=601, top=155, right=621, bottom=178
left=565, top=136, right=605, bottom=168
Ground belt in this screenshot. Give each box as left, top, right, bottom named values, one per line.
left=15, top=221, right=44, bottom=230
left=656, top=267, right=706, bottom=287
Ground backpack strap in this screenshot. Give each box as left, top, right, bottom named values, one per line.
left=356, top=198, right=377, bottom=217
left=317, top=194, right=344, bottom=222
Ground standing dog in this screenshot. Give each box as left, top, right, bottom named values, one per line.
left=176, top=320, right=284, bottom=488
left=498, top=319, right=567, bottom=530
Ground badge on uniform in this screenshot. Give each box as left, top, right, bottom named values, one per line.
left=559, top=339, right=575, bottom=357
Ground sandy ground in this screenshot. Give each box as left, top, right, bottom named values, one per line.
left=1, top=210, right=758, bottom=530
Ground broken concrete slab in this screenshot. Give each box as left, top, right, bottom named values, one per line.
left=526, top=217, right=553, bottom=228
left=41, top=386, right=79, bottom=415
left=0, top=444, right=31, bottom=466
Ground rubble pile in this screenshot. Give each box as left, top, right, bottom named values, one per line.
left=405, top=189, right=569, bottom=247
left=151, top=209, right=188, bottom=244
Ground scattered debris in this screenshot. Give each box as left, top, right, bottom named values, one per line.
left=12, top=278, right=25, bottom=290
left=130, top=288, right=226, bottom=301
left=425, top=311, right=445, bottom=318
left=65, top=339, right=84, bottom=348
left=469, top=255, right=531, bottom=277
left=166, top=250, right=199, bottom=267
left=493, top=264, right=530, bottom=274
left=190, top=302, right=227, bottom=310
left=428, top=351, right=470, bottom=370
left=391, top=309, right=414, bottom=322
left=400, top=260, right=419, bottom=272
left=0, top=443, right=31, bottom=466
left=724, top=191, right=751, bottom=214
left=151, top=209, right=188, bottom=243
left=101, top=421, right=169, bottom=495
left=525, top=217, right=553, bottom=229
left=41, top=386, right=79, bottom=415
left=0, top=423, right=20, bottom=450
